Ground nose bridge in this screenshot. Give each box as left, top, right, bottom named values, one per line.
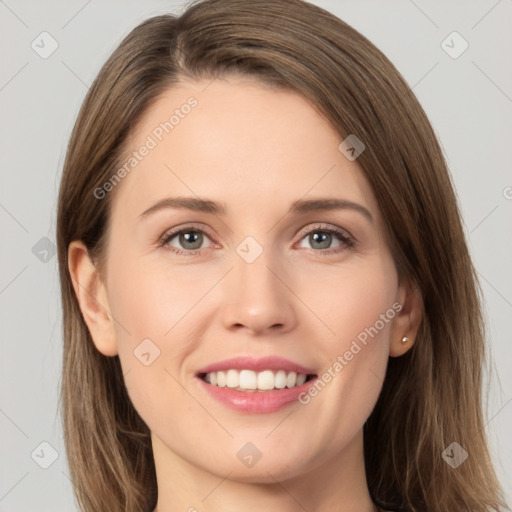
left=221, top=237, right=296, bottom=333
left=237, top=241, right=279, bottom=296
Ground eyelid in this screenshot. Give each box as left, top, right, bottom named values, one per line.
left=158, top=222, right=217, bottom=247
left=295, top=222, right=354, bottom=241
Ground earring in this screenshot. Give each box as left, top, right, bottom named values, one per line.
left=401, top=336, right=409, bottom=344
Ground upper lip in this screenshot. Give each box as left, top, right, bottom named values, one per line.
left=196, top=356, right=317, bottom=376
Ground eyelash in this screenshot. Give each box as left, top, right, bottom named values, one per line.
left=158, top=223, right=355, bottom=257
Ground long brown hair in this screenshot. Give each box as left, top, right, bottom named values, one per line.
left=56, top=1, right=509, bottom=511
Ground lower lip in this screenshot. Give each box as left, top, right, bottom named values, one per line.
left=196, top=376, right=318, bottom=414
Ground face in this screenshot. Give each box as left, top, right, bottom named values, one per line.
left=78, top=77, right=415, bottom=484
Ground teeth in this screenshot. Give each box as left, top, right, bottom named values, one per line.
left=240, top=369, right=257, bottom=389
left=226, top=369, right=239, bottom=388
left=217, top=371, right=226, bottom=387
left=274, top=370, right=287, bottom=389
left=203, top=369, right=311, bottom=391
left=296, top=373, right=307, bottom=386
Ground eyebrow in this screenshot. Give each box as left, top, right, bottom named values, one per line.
left=139, top=196, right=373, bottom=223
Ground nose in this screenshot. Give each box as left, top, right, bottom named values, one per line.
left=221, top=249, right=297, bottom=335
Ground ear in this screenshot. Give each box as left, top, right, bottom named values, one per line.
left=389, top=277, right=423, bottom=357
left=67, top=240, right=118, bottom=356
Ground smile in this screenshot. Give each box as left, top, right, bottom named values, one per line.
left=194, top=356, right=319, bottom=413
left=200, top=369, right=315, bottom=391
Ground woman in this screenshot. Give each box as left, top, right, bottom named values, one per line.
left=56, top=0, right=509, bottom=511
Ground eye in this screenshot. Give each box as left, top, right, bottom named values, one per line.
left=159, top=223, right=355, bottom=257
left=296, top=224, right=354, bottom=255
left=159, top=225, right=214, bottom=256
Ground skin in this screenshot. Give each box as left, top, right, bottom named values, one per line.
left=69, top=77, right=422, bottom=512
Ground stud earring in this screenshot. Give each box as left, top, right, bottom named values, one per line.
left=401, top=336, right=409, bottom=344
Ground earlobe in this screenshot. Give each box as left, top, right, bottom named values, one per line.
left=389, top=279, right=423, bottom=357
left=67, top=240, right=118, bottom=357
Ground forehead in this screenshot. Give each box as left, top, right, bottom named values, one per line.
left=110, top=77, right=379, bottom=220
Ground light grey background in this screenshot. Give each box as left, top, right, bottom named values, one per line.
left=0, top=0, right=511, bottom=510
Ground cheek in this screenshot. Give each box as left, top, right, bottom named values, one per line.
left=304, top=254, right=398, bottom=350
left=105, top=243, right=197, bottom=343
left=302, top=256, right=397, bottom=408
left=104, top=250, right=203, bottom=414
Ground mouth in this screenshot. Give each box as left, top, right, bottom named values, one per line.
left=194, top=356, right=319, bottom=413
left=198, top=369, right=317, bottom=392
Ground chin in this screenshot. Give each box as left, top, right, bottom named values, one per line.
left=195, top=450, right=308, bottom=484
